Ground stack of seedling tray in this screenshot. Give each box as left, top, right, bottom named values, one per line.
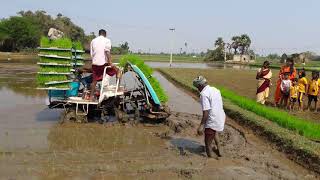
left=37, top=37, right=84, bottom=90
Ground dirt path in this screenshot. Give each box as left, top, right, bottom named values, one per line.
left=0, top=63, right=318, bottom=179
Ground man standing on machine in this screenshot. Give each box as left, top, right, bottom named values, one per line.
left=89, top=29, right=119, bottom=101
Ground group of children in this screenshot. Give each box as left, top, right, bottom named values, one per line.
left=280, top=69, right=320, bottom=112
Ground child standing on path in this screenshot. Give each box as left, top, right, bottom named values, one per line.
left=280, top=72, right=291, bottom=108
left=297, top=69, right=308, bottom=111
left=307, top=71, right=320, bottom=112
left=289, top=78, right=299, bottom=111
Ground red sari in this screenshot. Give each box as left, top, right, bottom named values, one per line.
left=274, top=66, right=296, bottom=104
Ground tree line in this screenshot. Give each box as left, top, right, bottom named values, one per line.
left=205, top=34, right=253, bottom=61
left=0, top=10, right=130, bottom=54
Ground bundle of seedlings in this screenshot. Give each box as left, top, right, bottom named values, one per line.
left=36, top=37, right=84, bottom=89
left=119, top=55, right=168, bottom=103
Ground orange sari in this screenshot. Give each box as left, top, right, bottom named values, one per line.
left=274, top=66, right=296, bottom=104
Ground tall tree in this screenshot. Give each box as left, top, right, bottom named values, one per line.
left=204, top=37, right=225, bottom=61
left=239, top=34, right=251, bottom=54
left=0, top=16, right=40, bottom=51
left=231, top=36, right=240, bottom=54
left=214, top=37, right=225, bottom=49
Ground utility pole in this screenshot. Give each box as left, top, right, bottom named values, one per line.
left=169, top=28, right=175, bottom=67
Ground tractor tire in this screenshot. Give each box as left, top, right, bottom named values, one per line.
left=76, top=115, right=88, bottom=123
left=59, top=109, right=76, bottom=124
left=115, top=108, right=126, bottom=123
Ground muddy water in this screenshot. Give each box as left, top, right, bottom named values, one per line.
left=153, top=71, right=201, bottom=114
left=0, top=62, right=317, bottom=179
left=147, top=61, right=256, bottom=70
left=0, top=63, right=60, bottom=151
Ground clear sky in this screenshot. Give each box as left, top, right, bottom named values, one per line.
left=1, top=0, right=320, bottom=55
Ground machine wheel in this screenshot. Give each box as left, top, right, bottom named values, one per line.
left=76, top=115, right=88, bottom=123
left=162, top=105, right=171, bottom=116
left=115, top=108, right=126, bottom=123
left=59, top=109, right=76, bottom=124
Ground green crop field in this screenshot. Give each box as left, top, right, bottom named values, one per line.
left=81, top=53, right=204, bottom=63
left=253, top=57, right=320, bottom=71
left=135, top=54, right=204, bottom=62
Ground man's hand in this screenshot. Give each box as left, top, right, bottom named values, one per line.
left=197, top=124, right=204, bottom=136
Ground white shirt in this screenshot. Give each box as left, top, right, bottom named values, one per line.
left=200, top=85, right=226, bottom=132
left=90, top=35, right=112, bottom=66
left=281, top=79, right=291, bottom=93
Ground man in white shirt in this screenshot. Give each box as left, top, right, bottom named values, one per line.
left=89, top=29, right=118, bottom=100
left=193, top=76, right=226, bottom=158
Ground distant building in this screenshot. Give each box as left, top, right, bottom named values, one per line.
left=226, top=54, right=254, bottom=63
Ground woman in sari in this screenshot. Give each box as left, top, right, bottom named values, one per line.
left=274, top=58, right=296, bottom=106
left=256, top=61, right=272, bottom=104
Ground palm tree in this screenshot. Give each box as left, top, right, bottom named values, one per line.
left=231, top=36, right=240, bottom=54
left=239, top=34, right=251, bottom=54
left=214, top=37, right=225, bottom=48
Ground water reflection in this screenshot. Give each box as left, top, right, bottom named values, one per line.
left=146, top=62, right=257, bottom=70
left=0, top=63, right=45, bottom=97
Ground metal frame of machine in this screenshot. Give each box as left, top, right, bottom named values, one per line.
left=48, top=63, right=170, bottom=123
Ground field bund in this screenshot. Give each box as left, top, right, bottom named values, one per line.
left=158, top=68, right=320, bottom=174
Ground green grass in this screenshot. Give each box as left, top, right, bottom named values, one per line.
left=119, top=55, right=168, bottom=103
left=158, top=69, right=320, bottom=141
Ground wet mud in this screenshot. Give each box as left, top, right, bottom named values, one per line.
left=1, top=112, right=317, bottom=179
left=0, top=62, right=318, bottom=179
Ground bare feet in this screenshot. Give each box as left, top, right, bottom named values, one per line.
left=212, top=147, right=222, bottom=157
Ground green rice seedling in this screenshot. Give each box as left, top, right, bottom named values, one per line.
left=39, top=50, right=72, bottom=57
left=40, top=36, right=84, bottom=50
left=119, top=55, right=168, bottom=103
left=37, top=37, right=84, bottom=88
left=218, top=87, right=320, bottom=140
left=39, top=57, right=83, bottom=65
left=36, top=74, right=68, bottom=85
left=39, top=57, right=71, bottom=64
left=40, top=37, right=73, bottom=48
left=39, top=49, right=85, bottom=57
left=149, top=77, right=168, bottom=103
left=73, top=41, right=83, bottom=50
left=45, top=82, right=70, bottom=88
left=39, top=66, right=71, bottom=73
